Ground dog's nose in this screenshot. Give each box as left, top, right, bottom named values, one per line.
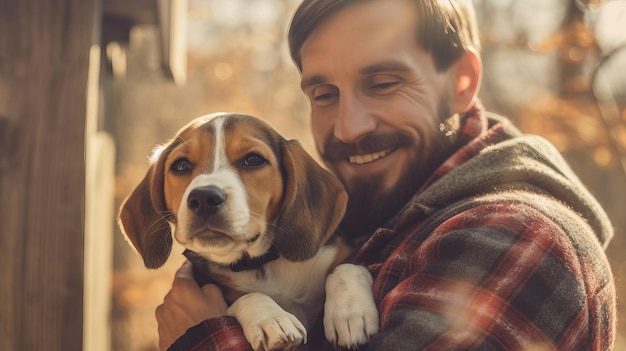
left=187, top=186, right=226, bottom=219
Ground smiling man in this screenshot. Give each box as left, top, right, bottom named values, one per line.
left=296, top=0, right=478, bottom=238
left=155, top=0, right=616, bottom=350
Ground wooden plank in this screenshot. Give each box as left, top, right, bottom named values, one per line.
left=85, top=131, right=115, bottom=351
left=157, top=0, right=187, bottom=84
left=0, top=0, right=98, bottom=350
left=84, top=43, right=114, bottom=351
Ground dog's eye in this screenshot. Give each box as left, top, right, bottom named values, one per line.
left=170, top=158, right=192, bottom=174
left=241, top=153, right=267, bottom=168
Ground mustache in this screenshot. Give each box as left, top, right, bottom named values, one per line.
left=322, top=131, right=414, bottom=162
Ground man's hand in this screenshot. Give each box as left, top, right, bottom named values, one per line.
left=156, top=260, right=228, bottom=351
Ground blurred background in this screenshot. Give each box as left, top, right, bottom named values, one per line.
left=109, top=0, right=626, bottom=350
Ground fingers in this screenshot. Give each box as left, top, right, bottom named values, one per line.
left=174, top=259, right=194, bottom=280
left=174, top=260, right=224, bottom=298
left=156, top=260, right=229, bottom=351
left=201, top=283, right=222, bottom=296
left=201, top=284, right=228, bottom=312
left=155, top=305, right=171, bottom=351
left=170, top=260, right=203, bottom=296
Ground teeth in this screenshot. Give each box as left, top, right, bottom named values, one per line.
left=349, top=149, right=391, bottom=165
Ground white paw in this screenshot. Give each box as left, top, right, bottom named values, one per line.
left=227, top=292, right=307, bottom=351
left=324, top=264, right=379, bottom=349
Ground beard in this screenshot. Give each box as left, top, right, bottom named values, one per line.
left=339, top=161, right=420, bottom=237
left=324, top=100, right=459, bottom=239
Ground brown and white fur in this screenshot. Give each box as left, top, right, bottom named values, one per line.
left=118, top=113, right=379, bottom=350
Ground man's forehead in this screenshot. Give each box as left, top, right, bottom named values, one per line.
left=298, top=0, right=418, bottom=80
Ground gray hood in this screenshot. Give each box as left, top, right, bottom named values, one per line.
left=403, top=123, right=613, bottom=248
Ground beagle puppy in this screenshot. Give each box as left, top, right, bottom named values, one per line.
left=118, top=113, right=379, bottom=350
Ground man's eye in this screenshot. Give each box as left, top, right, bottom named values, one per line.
left=241, top=153, right=267, bottom=168
left=372, top=81, right=400, bottom=90
left=367, top=74, right=402, bottom=94
left=170, top=158, right=192, bottom=174
left=315, top=92, right=337, bottom=101
left=370, top=81, right=400, bottom=95
left=311, top=86, right=338, bottom=106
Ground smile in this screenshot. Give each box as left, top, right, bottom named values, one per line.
left=348, top=149, right=392, bottom=165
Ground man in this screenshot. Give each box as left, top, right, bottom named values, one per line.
left=156, top=0, right=616, bottom=350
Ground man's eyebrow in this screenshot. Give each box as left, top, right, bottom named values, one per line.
left=300, top=75, right=327, bottom=91
left=359, top=61, right=412, bottom=75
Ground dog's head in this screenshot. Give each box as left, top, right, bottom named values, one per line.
left=118, top=113, right=347, bottom=269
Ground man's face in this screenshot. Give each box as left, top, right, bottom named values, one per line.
left=299, top=0, right=465, bottom=235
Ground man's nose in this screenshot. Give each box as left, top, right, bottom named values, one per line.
left=334, top=93, right=377, bottom=143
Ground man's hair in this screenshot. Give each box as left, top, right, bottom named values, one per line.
left=288, top=0, right=480, bottom=72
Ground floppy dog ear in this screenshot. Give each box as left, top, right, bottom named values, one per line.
left=118, top=147, right=173, bottom=269
left=273, top=139, right=348, bottom=261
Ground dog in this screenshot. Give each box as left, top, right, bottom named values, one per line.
left=118, top=113, right=379, bottom=350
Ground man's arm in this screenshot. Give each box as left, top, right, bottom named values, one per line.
left=364, top=196, right=615, bottom=350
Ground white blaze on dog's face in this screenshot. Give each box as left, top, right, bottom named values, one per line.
left=163, top=114, right=284, bottom=265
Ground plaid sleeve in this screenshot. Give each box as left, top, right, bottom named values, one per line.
left=366, top=193, right=615, bottom=350
left=167, top=316, right=253, bottom=351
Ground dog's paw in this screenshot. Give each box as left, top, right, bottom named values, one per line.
left=324, top=264, right=379, bottom=349
left=227, top=292, right=307, bottom=351
left=248, top=314, right=306, bottom=351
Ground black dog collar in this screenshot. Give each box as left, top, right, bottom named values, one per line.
left=228, top=245, right=281, bottom=272
left=183, top=246, right=281, bottom=285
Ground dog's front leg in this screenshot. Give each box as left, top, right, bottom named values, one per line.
left=324, top=263, right=379, bottom=349
left=227, top=292, right=307, bottom=351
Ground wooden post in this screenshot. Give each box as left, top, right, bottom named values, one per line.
left=0, top=0, right=99, bottom=350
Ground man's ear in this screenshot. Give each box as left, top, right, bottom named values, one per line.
left=451, top=49, right=481, bottom=113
